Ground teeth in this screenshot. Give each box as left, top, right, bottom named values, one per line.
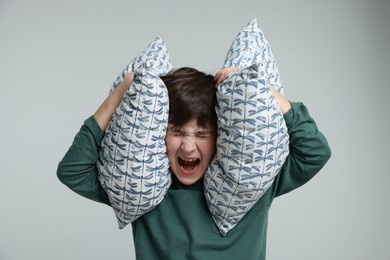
left=180, top=157, right=197, bottom=162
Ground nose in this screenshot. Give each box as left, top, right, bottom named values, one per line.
left=180, top=136, right=197, bottom=153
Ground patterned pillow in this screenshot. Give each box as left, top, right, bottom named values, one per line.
left=97, top=37, right=172, bottom=229
left=108, top=37, right=172, bottom=94
left=223, top=18, right=284, bottom=94
left=204, top=64, right=290, bottom=236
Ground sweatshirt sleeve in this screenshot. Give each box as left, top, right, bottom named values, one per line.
left=273, top=102, right=331, bottom=197
left=57, top=116, right=111, bottom=205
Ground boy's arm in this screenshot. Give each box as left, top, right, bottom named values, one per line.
left=272, top=101, right=331, bottom=197
left=57, top=116, right=111, bottom=205
left=57, top=72, right=134, bottom=204
left=94, top=72, right=134, bottom=131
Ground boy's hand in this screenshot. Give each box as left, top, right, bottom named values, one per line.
left=214, top=67, right=239, bottom=86
left=269, top=84, right=291, bottom=114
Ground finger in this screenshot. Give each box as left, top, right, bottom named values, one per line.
left=215, top=67, right=238, bottom=87
left=214, top=70, right=223, bottom=81
left=214, top=71, right=223, bottom=86
left=215, top=73, right=225, bottom=87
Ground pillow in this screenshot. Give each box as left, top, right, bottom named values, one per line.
left=109, top=37, right=172, bottom=94
left=97, top=37, right=172, bottom=229
left=204, top=64, right=290, bottom=236
left=223, top=18, right=284, bottom=95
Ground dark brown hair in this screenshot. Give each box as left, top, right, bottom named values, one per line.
left=161, top=67, right=217, bottom=130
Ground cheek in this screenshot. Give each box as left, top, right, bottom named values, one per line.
left=165, top=136, right=180, bottom=156
left=199, top=139, right=217, bottom=160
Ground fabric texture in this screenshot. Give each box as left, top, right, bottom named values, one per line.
left=223, top=18, right=284, bottom=94
left=97, top=37, right=172, bottom=229
left=204, top=63, right=290, bottom=236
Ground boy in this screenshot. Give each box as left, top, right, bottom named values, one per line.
left=58, top=67, right=331, bottom=259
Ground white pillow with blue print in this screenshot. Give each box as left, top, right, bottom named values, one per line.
left=223, top=18, right=284, bottom=94
left=204, top=19, right=290, bottom=236
left=97, top=37, right=172, bottom=229
left=108, top=37, right=172, bottom=94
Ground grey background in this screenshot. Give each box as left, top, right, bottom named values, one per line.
left=1, top=0, right=389, bottom=259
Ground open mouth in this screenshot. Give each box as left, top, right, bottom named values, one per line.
left=178, top=157, right=200, bottom=175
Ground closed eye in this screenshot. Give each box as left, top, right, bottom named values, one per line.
left=167, top=130, right=183, bottom=137
left=196, top=131, right=214, bottom=138
left=167, top=125, right=214, bottom=138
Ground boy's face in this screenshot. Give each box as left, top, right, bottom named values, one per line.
left=166, top=118, right=216, bottom=185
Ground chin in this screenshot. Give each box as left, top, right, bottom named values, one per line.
left=175, top=171, right=205, bottom=186
left=179, top=178, right=200, bottom=186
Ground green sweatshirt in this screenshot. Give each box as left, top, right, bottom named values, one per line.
left=57, top=102, right=331, bottom=260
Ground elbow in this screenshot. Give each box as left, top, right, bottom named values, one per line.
left=312, top=131, right=332, bottom=172
left=320, top=137, right=332, bottom=167
left=313, top=140, right=332, bottom=174
left=56, top=160, right=67, bottom=185
left=303, top=139, right=332, bottom=177
left=323, top=144, right=332, bottom=163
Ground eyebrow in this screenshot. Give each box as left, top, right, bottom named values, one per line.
left=167, top=127, right=213, bottom=136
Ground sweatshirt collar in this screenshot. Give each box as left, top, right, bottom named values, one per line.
left=170, top=172, right=203, bottom=191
